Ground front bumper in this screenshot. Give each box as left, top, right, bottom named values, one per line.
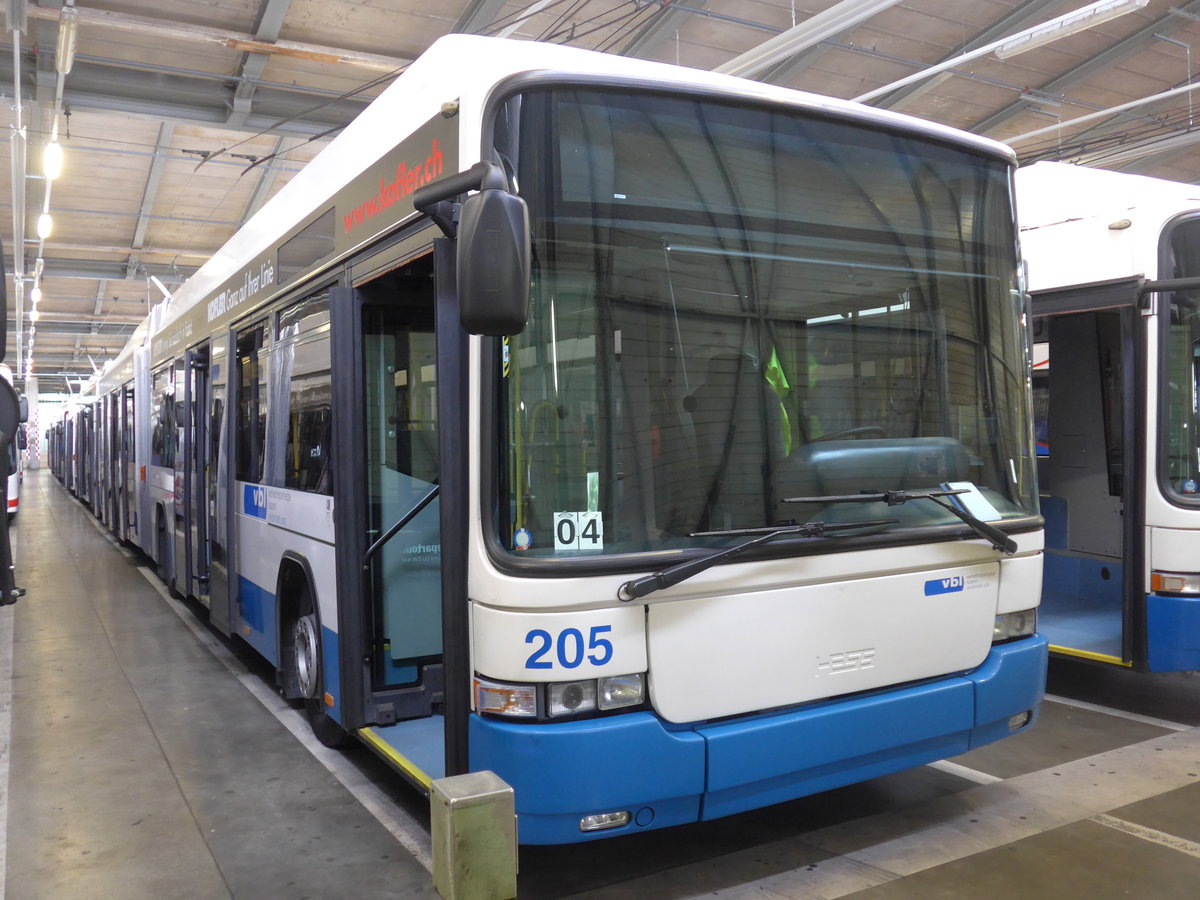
left=470, top=634, right=1049, bottom=844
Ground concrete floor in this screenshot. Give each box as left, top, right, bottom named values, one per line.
left=5, top=468, right=1200, bottom=898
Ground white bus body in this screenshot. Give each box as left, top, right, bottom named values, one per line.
left=1019, top=160, right=1200, bottom=671
left=65, top=35, right=1047, bottom=843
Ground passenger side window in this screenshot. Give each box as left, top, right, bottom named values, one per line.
left=236, top=323, right=268, bottom=483
left=278, top=292, right=332, bottom=495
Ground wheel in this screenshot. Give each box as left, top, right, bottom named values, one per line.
left=289, top=583, right=351, bottom=748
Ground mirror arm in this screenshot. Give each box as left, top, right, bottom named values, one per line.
left=413, top=160, right=509, bottom=238
left=424, top=200, right=459, bottom=239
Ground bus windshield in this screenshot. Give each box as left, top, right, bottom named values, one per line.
left=496, top=88, right=1036, bottom=558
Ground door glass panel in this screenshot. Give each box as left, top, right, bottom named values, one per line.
left=361, top=255, right=441, bottom=690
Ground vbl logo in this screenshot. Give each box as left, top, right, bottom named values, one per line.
left=924, top=575, right=965, bottom=596
left=244, top=485, right=268, bottom=519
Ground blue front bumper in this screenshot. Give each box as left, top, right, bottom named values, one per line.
left=470, top=634, right=1049, bottom=844
left=1147, top=593, right=1200, bottom=672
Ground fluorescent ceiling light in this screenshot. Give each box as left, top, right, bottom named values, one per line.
left=995, top=0, right=1148, bottom=59
left=855, top=0, right=1148, bottom=103
left=42, top=141, right=63, bottom=180
left=56, top=6, right=78, bottom=75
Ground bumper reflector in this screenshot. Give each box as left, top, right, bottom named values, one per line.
left=1008, top=710, right=1031, bottom=731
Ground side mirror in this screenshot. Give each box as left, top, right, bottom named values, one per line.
left=413, top=161, right=531, bottom=337
left=18, top=395, right=27, bottom=424
left=17, top=426, right=26, bottom=451
left=457, top=186, right=530, bottom=336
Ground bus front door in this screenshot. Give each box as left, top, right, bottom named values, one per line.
left=331, top=249, right=448, bottom=781
left=208, top=335, right=232, bottom=636
left=1034, top=302, right=1140, bottom=666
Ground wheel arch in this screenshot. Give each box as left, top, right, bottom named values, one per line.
left=276, top=551, right=319, bottom=699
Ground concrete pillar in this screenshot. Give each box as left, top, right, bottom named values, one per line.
left=431, top=771, right=517, bottom=900
left=24, top=376, right=39, bottom=469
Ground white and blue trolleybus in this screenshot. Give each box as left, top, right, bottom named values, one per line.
left=80, top=35, right=1046, bottom=843
left=1020, top=160, right=1200, bottom=673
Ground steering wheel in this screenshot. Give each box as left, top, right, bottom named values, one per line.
left=811, top=425, right=886, bottom=443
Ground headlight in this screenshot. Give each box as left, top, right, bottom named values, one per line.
left=1151, top=571, right=1200, bottom=595
left=475, top=673, right=646, bottom=719
left=599, top=673, right=644, bottom=710
left=993, top=609, right=1037, bottom=643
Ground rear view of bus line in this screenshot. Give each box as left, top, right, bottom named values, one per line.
left=49, top=35, right=1047, bottom=843
left=1019, top=161, right=1200, bottom=673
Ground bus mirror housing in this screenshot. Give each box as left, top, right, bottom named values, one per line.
left=18, top=396, right=27, bottom=424
left=16, top=426, right=25, bottom=451
left=413, top=161, right=531, bottom=336
left=457, top=187, right=530, bottom=336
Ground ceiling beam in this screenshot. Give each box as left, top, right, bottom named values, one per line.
left=227, top=0, right=293, bottom=128
left=618, top=0, right=711, bottom=59
left=714, top=0, right=902, bottom=80
left=452, top=0, right=508, bottom=34
left=1, top=256, right=198, bottom=281
left=126, top=123, right=175, bottom=280
left=239, top=135, right=301, bottom=227
left=0, top=55, right=370, bottom=137
left=971, top=0, right=1200, bottom=136
left=40, top=240, right=211, bottom=260
left=25, top=3, right=412, bottom=73
left=870, top=0, right=1058, bottom=110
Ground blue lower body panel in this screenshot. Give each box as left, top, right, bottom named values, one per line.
left=1147, top=593, right=1200, bottom=672
left=471, top=635, right=1048, bottom=844
left=237, top=576, right=278, bottom=666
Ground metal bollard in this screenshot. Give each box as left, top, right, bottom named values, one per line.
left=431, top=770, right=517, bottom=900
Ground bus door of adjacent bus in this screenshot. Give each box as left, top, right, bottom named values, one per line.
left=121, top=383, right=136, bottom=543
left=106, top=392, right=119, bottom=530
left=79, top=406, right=93, bottom=507
left=207, top=335, right=232, bottom=635
left=178, top=344, right=211, bottom=603
left=1032, top=282, right=1143, bottom=666
left=333, top=247, right=449, bottom=783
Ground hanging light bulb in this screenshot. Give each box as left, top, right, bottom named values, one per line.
left=36, top=213, right=53, bottom=239
left=30, top=285, right=42, bottom=304
left=29, top=308, right=40, bottom=322
left=43, top=141, right=64, bottom=180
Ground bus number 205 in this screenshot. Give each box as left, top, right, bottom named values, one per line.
left=525, top=626, right=613, bottom=669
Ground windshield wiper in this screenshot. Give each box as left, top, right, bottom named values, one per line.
left=784, top=488, right=1018, bottom=556
left=617, top=518, right=898, bottom=602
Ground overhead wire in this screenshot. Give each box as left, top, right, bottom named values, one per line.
left=545, top=1, right=650, bottom=47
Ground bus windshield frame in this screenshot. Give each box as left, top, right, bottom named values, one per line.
left=1159, top=213, right=1200, bottom=506
left=487, top=85, right=1037, bottom=567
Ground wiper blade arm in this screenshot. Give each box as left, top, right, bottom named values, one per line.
left=784, top=488, right=1018, bottom=555
left=617, top=518, right=898, bottom=602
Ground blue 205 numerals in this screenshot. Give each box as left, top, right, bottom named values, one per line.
left=525, top=625, right=614, bottom=669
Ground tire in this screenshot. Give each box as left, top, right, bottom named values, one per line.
left=289, top=582, right=351, bottom=748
